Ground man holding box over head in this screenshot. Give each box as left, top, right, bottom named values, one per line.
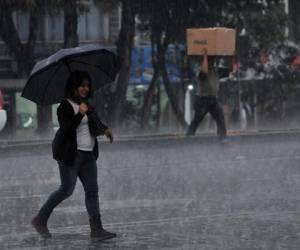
left=186, top=28, right=235, bottom=140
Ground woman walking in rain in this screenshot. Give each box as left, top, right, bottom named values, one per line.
left=31, top=70, right=116, bottom=240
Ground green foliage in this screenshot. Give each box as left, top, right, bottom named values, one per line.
left=136, top=0, right=287, bottom=49
left=236, top=1, right=287, bottom=50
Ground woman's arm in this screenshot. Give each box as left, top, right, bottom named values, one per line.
left=57, top=101, right=84, bottom=133
left=86, top=107, right=109, bottom=136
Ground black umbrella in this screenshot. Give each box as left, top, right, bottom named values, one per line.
left=22, top=44, right=121, bottom=105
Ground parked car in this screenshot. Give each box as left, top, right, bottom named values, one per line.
left=0, top=89, right=7, bottom=132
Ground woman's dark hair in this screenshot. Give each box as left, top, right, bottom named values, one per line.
left=64, top=70, right=93, bottom=101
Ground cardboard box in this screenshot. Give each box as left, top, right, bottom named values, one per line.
left=187, top=28, right=236, bottom=56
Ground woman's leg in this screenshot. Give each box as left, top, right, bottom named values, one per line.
left=32, top=162, right=78, bottom=237
left=78, top=156, right=100, bottom=218
left=37, top=163, right=78, bottom=219
left=78, top=153, right=116, bottom=239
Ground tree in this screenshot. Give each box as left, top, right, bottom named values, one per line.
left=0, top=0, right=43, bottom=76
left=289, top=0, right=300, bottom=42
left=215, top=0, right=291, bottom=123
left=140, top=35, right=160, bottom=129
left=138, top=0, right=193, bottom=128
left=64, top=0, right=78, bottom=48
left=143, top=0, right=287, bottom=128
left=0, top=0, right=45, bottom=136
left=110, top=0, right=137, bottom=129
left=89, top=0, right=288, bottom=130
left=0, top=0, right=82, bottom=137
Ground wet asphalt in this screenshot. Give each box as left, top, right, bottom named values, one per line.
left=0, top=133, right=300, bottom=250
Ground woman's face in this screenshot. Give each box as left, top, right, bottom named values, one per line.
left=76, top=79, right=90, bottom=99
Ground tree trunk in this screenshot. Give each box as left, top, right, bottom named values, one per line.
left=289, top=0, right=300, bottom=42
left=0, top=0, right=40, bottom=76
left=0, top=0, right=45, bottom=137
left=156, top=80, right=161, bottom=128
left=64, top=0, right=78, bottom=48
left=141, top=68, right=159, bottom=129
left=156, top=40, right=187, bottom=128
left=141, top=39, right=159, bottom=129
left=111, top=0, right=135, bottom=129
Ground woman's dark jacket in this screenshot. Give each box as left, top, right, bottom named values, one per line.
left=52, top=99, right=108, bottom=165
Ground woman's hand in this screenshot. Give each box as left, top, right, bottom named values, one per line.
left=79, top=103, right=88, bottom=115
left=105, top=128, right=114, bottom=143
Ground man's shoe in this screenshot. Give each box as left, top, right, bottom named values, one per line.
left=185, top=130, right=195, bottom=136
left=31, top=215, right=52, bottom=238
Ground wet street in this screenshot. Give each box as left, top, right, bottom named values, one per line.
left=1, top=133, right=300, bottom=250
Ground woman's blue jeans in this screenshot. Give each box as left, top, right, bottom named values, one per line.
left=38, top=150, right=100, bottom=220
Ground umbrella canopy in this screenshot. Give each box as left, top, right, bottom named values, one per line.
left=22, top=44, right=121, bottom=105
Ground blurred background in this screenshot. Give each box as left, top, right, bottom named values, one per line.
left=0, top=0, right=300, bottom=140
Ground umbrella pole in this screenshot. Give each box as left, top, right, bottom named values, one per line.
left=65, top=61, right=72, bottom=73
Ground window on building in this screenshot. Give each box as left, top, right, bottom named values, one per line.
left=47, top=12, right=64, bottom=41
left=13, top=11, right=45, bottom=42
left=78, top=5, right=104, bottom=41
left=16, top=11, right=30, bottom=41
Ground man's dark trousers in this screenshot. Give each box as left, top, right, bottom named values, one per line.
left=187, top=96, right=226, bottom=139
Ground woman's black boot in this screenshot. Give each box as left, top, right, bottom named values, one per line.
left=89, top=215, right=116, bottom=240
left=31, top=214, right=52, bottom=238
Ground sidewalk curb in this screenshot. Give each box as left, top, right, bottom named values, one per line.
left=1, top=129, right=300, bottom=149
